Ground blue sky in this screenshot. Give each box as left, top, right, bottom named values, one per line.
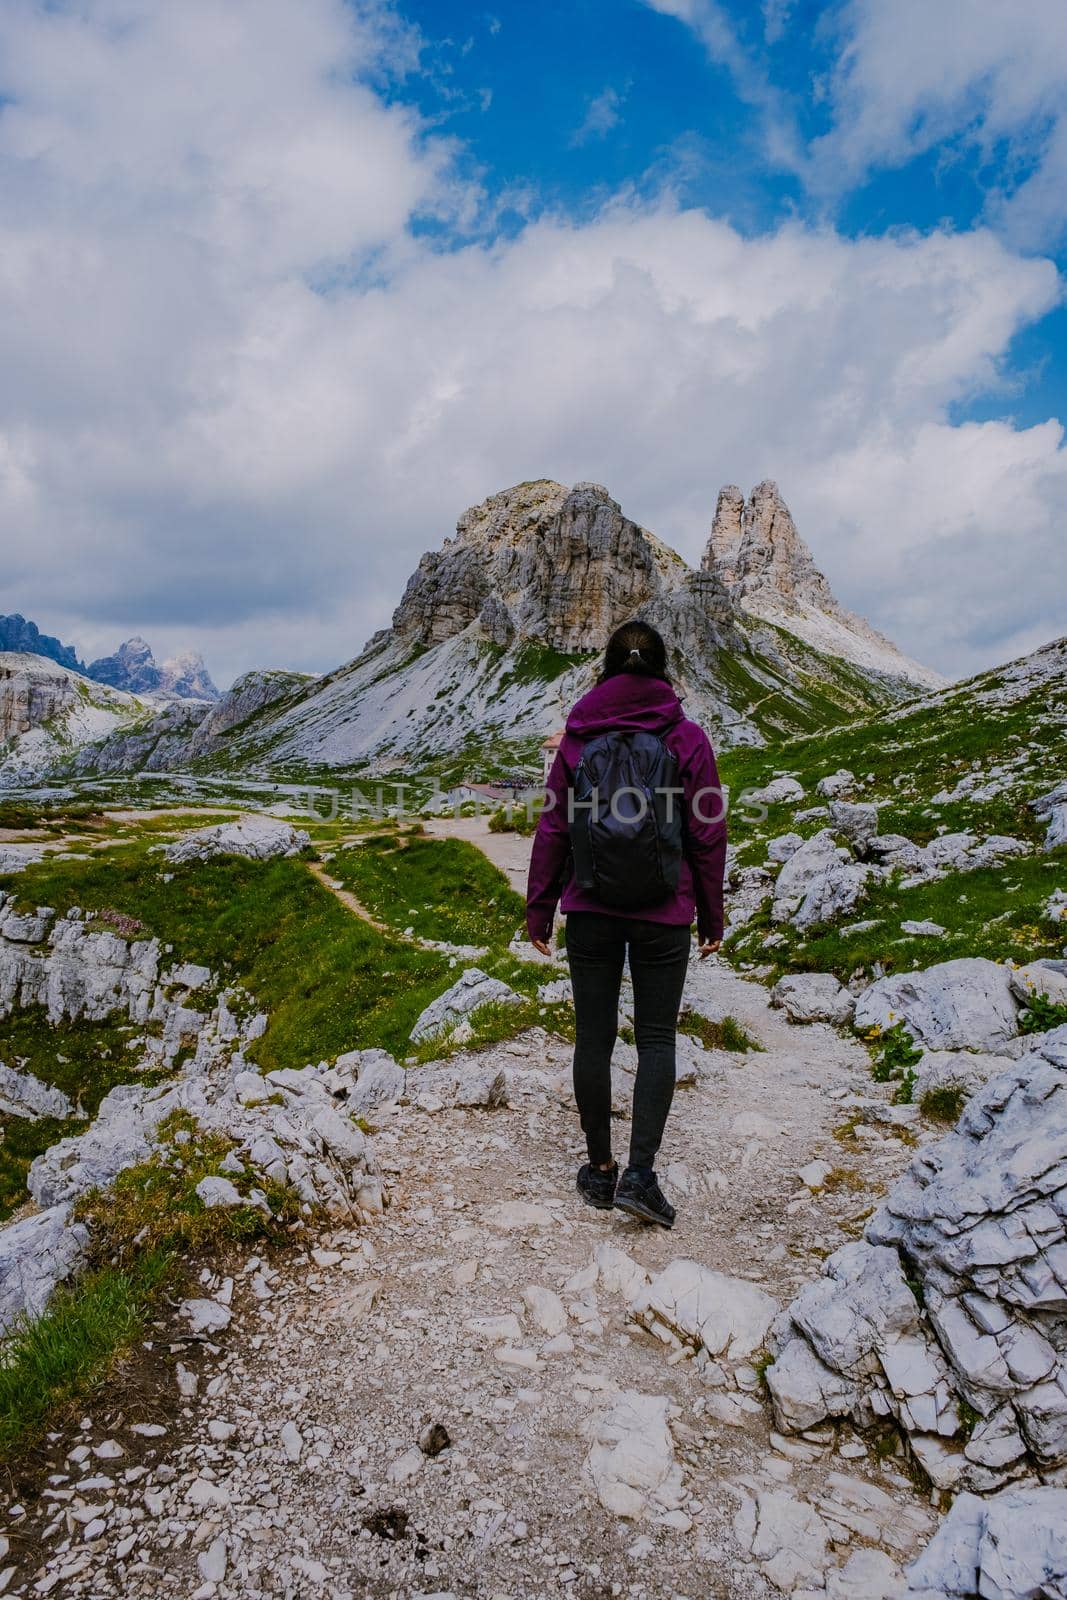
left=400, top=0, right=1067, bottom=424
left=0, top=0, right=1064, bottom=684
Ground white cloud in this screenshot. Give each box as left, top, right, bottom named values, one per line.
left=807, top=0, right=1067, bottom=248
left=571, top=85, right=627, bottom=146
left=1, top=0, right=1065, bottom=689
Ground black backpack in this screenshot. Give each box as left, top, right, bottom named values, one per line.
left=568, top=730, right=684, bottom=908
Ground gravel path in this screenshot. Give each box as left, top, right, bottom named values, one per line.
left=7, top=952, right=939, bottom=1599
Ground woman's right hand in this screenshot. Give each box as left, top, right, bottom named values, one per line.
left=697, top=939, right=721, bottom=960
left=531, top=937, right=552, bottom=957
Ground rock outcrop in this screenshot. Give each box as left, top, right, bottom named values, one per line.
left=156, top=816, right=309, bottom=865
left=767, top=1029, right=1067, bottom=1491
left=183, top=668, right=314, bottom=760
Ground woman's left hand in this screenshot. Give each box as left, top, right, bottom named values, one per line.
left=697, top=939, right=721, bottom=960
left=531, top=937, right=551, bottom=956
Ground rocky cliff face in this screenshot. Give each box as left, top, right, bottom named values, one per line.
left=0, top=654, right=79, bottom=741
left=183, top=669, right=315, bottom=760
left=392, top=481, right=682, bottom=655
left=0, top=615, right=82, bottom=675
left=87, top=637, right=219, bottom=701
left=0, top=653, right=159, bottom=787
left=703, top=481, right=942, bottom=689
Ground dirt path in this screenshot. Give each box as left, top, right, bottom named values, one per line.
left=306, top=858, right=393, bottom=933
left=13, top=951, right=937, bottom=1599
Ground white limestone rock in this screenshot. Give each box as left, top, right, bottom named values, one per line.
left=771, top=972, right=855, bottom=1025
left=401, top=1058, right=508, bottom=1110
left=774, top=1048, right=1067, bottom=1487
left=0, top=1061, right=74, bottom=1120
left=0, top=1203, right=88, bottom=1334
left=632, top=1257, right=777, bottom=1362
left=902, top=920, right=947, bottom=938
left=854, top=958, right=1020, bottom=1053
left=1010, top=960, right=1067, bottom=1009
left=772, top=829, right=871, bottom=930
left=766, top=832, right=804, bottom=863
left=409, top=967, right=523, bottom=1043
left=905, top=1487, right=1067, bottom=1598
left=158, top=815, right=309, bottom=864
left=584, top=1390, right=685, bottom=1520
left=333, top=1048, right=406, bottom=1114
left=829, top=800, right=880, bottom=853
left=733, top=1488, right=832, bottom=1592
left=816, top=770, right=856, bottom=798
left=1031, top=783, right=1067, bottom=854
left=1045, top=889, right=1067, bottom=925
left=748, top=776, right=805, bottom=807
left=27, top=1081, right=179, bottom=1209
left=913, top=1048, right=1007, bottom=1102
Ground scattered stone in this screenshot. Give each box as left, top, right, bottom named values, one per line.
left=771, top=973, right=855, bottom=1025
left=180, top=1298, right=232, bottom=1335
left=521, top=1284, right=568, bottom=1337
left=797, top=1160, right=833, bottom=1191
left=733, top=1488, right=832, bottom=1592
left=584, top=1391, right=684, bottom=1520
left=748, top=777, right=805, bottom=807
left=632, top=1258, right=777, bottom=1362
left=409, top=968, right=523, bottom=1043
left=418, top=1422, right=451, bottom=1457
left=772, top=830, right=871, bottom=930
left=901, top=920, right=946, bottom=938
left=816, top=770, right=856, bottom=799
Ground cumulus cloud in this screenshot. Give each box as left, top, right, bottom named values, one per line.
left=807, top=0, right=1067, bottom=249
left=571, top=85, right=628, bottom=146
left=1, top=0, right=1064, bottom=687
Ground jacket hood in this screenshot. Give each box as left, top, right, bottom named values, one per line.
left=565, top=673, right=686, bottom=738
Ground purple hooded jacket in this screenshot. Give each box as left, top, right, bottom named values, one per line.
left=525, top=673, right=727, bottom=944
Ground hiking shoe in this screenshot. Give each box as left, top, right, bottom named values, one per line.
left=577, top=1161, right=618, bottom=1210
left=614, top=1167, right=675, bottom=1229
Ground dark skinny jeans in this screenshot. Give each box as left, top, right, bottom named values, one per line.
left=565, top=911, right=691, bottom=1171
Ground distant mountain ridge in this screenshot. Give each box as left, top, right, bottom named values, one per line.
left=87, top=636, right=219, bottom=701
left=0, top=614, right=219, bottom=702
left=0, top=615, right=83, bottom=674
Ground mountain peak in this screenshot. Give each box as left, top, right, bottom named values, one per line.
left=702, top=479, right=836, bottom=613
left=702, top=479, right=943, bottom=689
left=87, top=636, right=219, bottom=700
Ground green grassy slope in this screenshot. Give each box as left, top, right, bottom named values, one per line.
left=717, top=636, right=1067, bottom=983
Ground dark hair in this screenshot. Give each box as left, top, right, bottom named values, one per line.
left=598, top=619, right=671, bottom=684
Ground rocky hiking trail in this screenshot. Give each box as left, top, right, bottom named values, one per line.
left=6, top=930, right=939, bottom=1599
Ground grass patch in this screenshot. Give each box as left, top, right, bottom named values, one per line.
left=678, top=1008, right=762, bottom=1053
left=0, top=1255, right=171, bottom=1456
left=329, top=831, right=526, bottom=949
left=919, top=1083, right=968, bottom=1123
left=0, top=1009, right=159, bottom=1114
left=1017, top=991, right=1067, bottom=1034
